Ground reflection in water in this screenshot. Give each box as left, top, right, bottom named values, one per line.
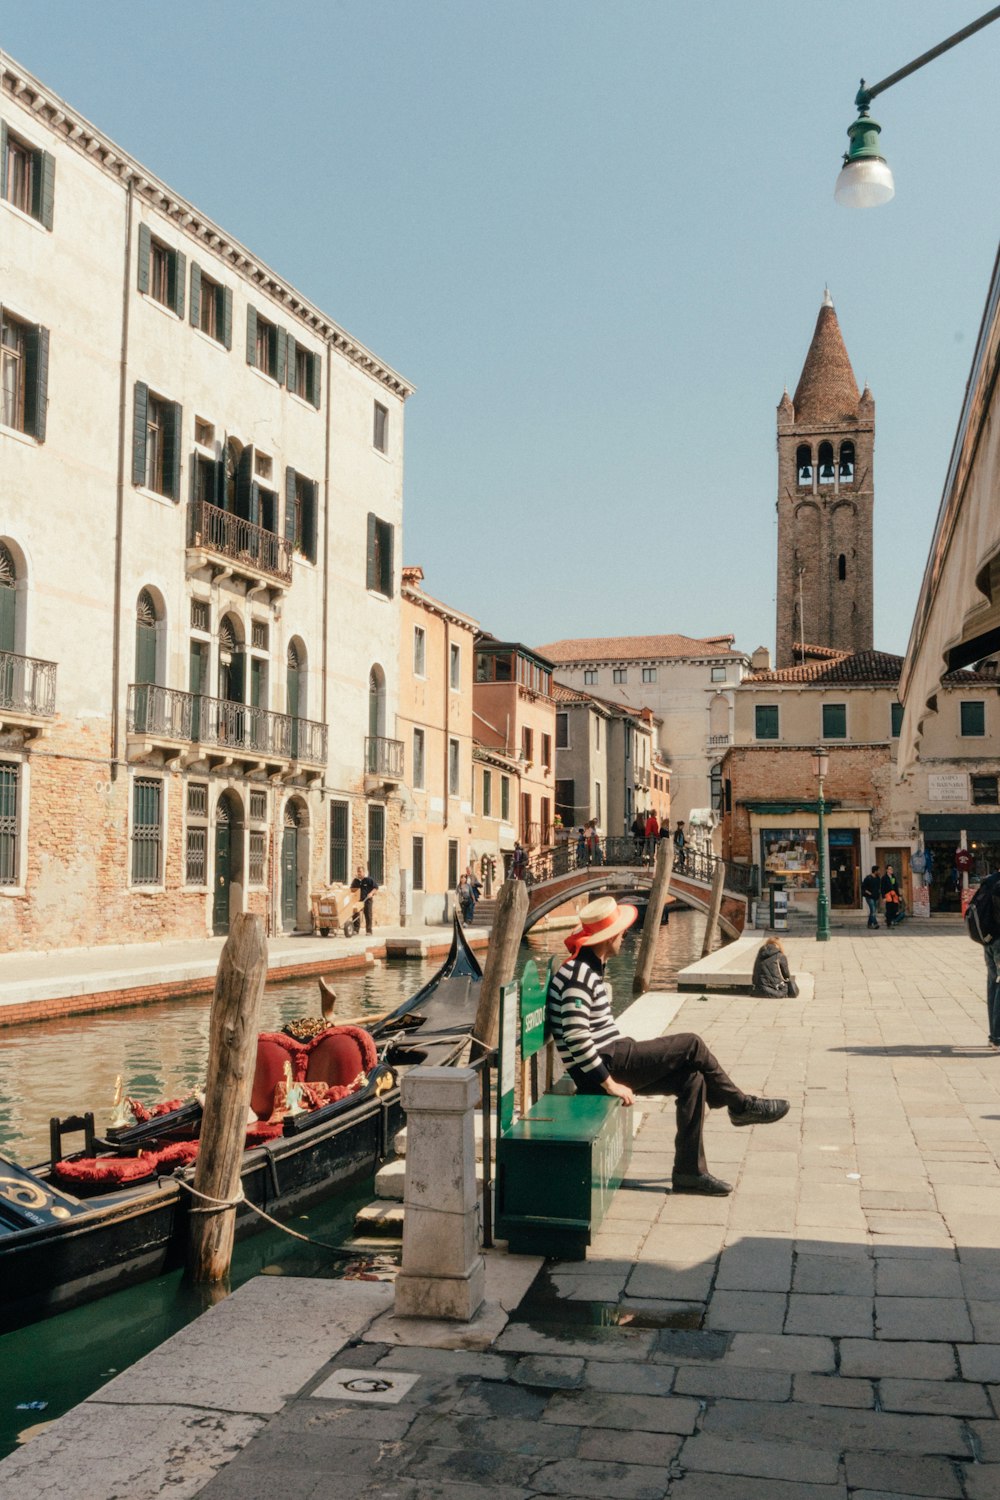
left=524, top=906, right=709, bottom=1016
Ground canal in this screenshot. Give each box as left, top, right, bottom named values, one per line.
left=0, top=906, right=711, bottom=1457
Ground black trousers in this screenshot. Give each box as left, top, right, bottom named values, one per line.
left=599, top=1033, right=746, bottom=1176
left=363, top=895, right=374, bottom=934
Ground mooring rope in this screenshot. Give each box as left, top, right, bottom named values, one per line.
left=170, top=1174, right=392, bottom=1259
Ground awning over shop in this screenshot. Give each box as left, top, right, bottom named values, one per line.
left=919, top=813, right=1000, bottom=838
left=900, top=244, right=1000, bottom=775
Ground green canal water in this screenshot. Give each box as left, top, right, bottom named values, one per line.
left=0, top=908, right=708, bottom=1458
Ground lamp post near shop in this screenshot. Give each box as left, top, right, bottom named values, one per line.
left=834, top=5, right=1000, bottom=207
left=812, top=745, right=831, bottom=943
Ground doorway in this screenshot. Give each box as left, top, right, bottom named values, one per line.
left=828, top=829, right=860, bottom=908
left=213, top=791, right=244, bottom=935
left=281, top=803, right=299, bottom=931
left=875, top=846, right=912, bottom=910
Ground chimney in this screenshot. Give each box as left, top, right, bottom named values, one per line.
left=751, top=645, right=771, bottom=672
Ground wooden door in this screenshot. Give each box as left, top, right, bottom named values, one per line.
left=281, top=821, right=298, bottom=931
left=213, top=807, right=231, bottom=935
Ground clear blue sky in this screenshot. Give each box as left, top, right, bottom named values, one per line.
left=5, top=1, right=998, bottom=657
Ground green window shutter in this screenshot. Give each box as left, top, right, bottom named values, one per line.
left=137, top=223, right=151, bottom=294
left=0, top=123, right=7, bottom=200
left=310, top=352, right=321, bottom=408
left=167, top=402, right=182, bottom=500
left=246, top=305, right=257, bottom=366
left=222, top=287, right=233, bottom=350
left=189, top=262, right=201, bottom=328
left=286, top=333, right=297, bottom=388
left=366, top=513, right=377, bottom=591
left=236, top=445, right=254, bottom=519
left=39, top=150, right=55, bottom=231
left=275, top=327, right=287, bottom=386
left=284, top=466, right=297, bottom=545
left=132, top=382, right=149, bottom=487
left=171, top=250, right=186, bottom=320
left=23, top=324, right=49, bottom=442
left=383, top=520, right=394, bottom=597
left=249, top=482, right=261, bottom=528
left=304, top=480, right=317, bottom=561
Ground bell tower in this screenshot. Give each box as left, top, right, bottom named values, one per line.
left=775, top=291, right=874, bottom=668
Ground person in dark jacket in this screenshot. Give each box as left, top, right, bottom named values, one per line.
left=350, top=866, right=379, bottom=934
left=881, top=865, right=901, bottom=927
left=751, top=938, right=795, bottom=998
left=861, top=866, right=881, bottom=929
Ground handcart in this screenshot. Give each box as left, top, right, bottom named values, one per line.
left=310, top=887, right=364, bottom=938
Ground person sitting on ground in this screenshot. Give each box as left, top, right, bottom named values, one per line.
left=546, top=897, right=791, bottom=1197
left=751, top=936, right=798, bottom=998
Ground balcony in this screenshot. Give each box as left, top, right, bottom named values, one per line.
left=635, top=767, right=650, bottom=790
left=187, top=501, right=292, bottom=590
left=127, top=684, right=327, bottom=774
left=0, top=651, right=57, bottom=736
left=708, top=733, right=732, bottom=752
left=364, top=734, right=404, bottom=790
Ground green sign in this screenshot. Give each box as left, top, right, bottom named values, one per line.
left=519, top=959, right=548, bottom=1061
left=496, top=980, right=518, bottom=1137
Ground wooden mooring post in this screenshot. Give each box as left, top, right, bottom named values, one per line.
left=701, top=859, right=727, bottom=957
left=632, top=839, right=674, bottom=995
left=472, top=877, right=529, bottom=1059
left=186, top=913, right=268, bottom=1285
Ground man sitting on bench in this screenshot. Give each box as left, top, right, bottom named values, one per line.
left=546, top=897, right=790, bottom=1196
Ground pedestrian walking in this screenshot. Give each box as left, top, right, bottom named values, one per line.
left=881, top=864, right=901, bottom=927
left=631, top=811, right=646, bottom=861
left=546, top=897, right=790, bottom=1196
left=575, top=827, right=588, bottom=867
left=586, top=820, right=603, bottom=867
left=673, top=820, right=686, bottom=872
left=349, top=865, right=379, bottom=935
left=457, top=873, right=475, bottom=925
left=861, top=865, right=881, bottom=929
left=964, top=864, right=1000, bottom=1045
left=644, top=810, right=659, bottom=862
left=511, top=841, right=527, bottom=880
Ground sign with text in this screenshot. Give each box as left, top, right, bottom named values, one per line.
left=518, top=960, right=548, bottom=1061
left=928, top=773, right=968, bottom=802
left=496, top=981, right=518, bottom=1138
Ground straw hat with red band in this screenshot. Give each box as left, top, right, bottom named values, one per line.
left=565, top=896, right=639, bottom=956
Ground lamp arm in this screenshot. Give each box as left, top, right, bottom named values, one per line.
left=856, top=4, right=1000, bottom=109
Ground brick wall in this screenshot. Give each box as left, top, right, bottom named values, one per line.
left=722, top=743, right=890, bottom=863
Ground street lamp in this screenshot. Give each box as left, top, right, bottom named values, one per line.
left=834, top=5, right=1000, bottom=207
left=811, top=745, right=831, bottom=943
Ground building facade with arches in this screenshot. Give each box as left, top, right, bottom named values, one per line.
left=1, top=53, right=409, bottom=949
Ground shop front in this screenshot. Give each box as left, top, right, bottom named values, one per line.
left=749, top=803, right=870, bottom=915
left=918, top=814, right=1000, bottom=913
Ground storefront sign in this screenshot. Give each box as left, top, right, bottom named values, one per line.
left=928, top=773, right=969, bottom=802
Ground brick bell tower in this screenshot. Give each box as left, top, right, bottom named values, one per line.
left=775, top=291, right=874, bottom=668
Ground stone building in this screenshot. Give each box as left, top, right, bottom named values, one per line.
left=537, top=632, right=745, bottom=830
left=775, top=291, right=874, bottom=668
left=552, top=684, right=670, bottom=840
left=1, top=52, right=410, bottom=949
left=473, top=637, right=556, bottom=850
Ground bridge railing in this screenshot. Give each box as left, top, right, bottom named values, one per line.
left=504, top=838, right=758, bottom=898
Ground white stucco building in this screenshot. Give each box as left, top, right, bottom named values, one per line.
left=1, top=53, right=411, bottom=949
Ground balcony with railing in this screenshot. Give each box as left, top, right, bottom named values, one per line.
left=364, top=734, right=404, bottom=788
left=187, top=501, right=293, bottom=587
left=127, top=683, right=327, bottom=770
left=0, top=651, right=57, bottom=734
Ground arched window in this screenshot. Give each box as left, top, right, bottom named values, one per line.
left=838, top=554, right=847, bottom=581
left=839, top=441, right=855, bottom=482
left=817, top=441, right=835, bottom=483
left=0, top=543, right=17, bottom=654
left=218, top=616, right=244, bottom=703
left=134, top=589, right=159, bottom=685
left=710, top=762, right=723, bottom=812
left=796, top=445, right=812, bottom=486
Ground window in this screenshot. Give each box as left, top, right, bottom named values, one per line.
left=594, top=782, right=602, bottom=823
left=185, top=782, right=208, bottom=886
left=249, top=789, right=267, bottom=821
left=131, top=776, right=162, bottom=885
left=839, top=441, right=855, bottom=482
left=367, top=803, right=386, bottom=885
left=642, top=667, right=657, bottom=684
left=1, top=310, right=48, bottom=439
left=447, top=839, right=459, bottom=890
left=483, top=769, right=492, bottom=817
left=413, top=728, right=426, bottom=790
left=246, top=306, right=286, bottom=382
left=501, top=775, right=510, bottom=822
left=583, top=669, right=597, bottom=685
left=194, top=453, right=217, bottom=506
left=556, top=713, right=568, bottom=749
left=890, top=701, right=904, bottom=738
left=413, top=626, right=426, bottom=676
left=972, top=776, right=999, bottom=805
left=2, top=126, right=55, bottom=228
left=0, top=762, right=20, bottom=886
left=284, top=468, right=318, bottom=562
left=329, top=799, right=349, bottom=884
left=541, top=733, right=551, bottom=771
left=613, top=667, right=627, bottom=685
left=448, top=738, right=460, bottom=796
left=961, top=701, right=986, bottom=737
left=191, top=598, right=210, bottom=632
left=137, top=225, right=184, bottom=317
left=412, top=835, right=425, bottom=891
left=132, top=383, right=181, bottom=499
left=373, top=401, right=389, bottom=453
left=711, top=665, right=726, bottom=682
left=595, top=716, right=600, bottom=750
left=796, top=444, right=813, bottom=485
left=366, top=514, right=394, bottom=597
left=450, top=642, right=461, bottom=690
left=710, top=761, right=723, bottom=812
left=838, top=554, right=847, bottom=581
left=251, top=620, right=269, bottom=651
left=521, top=727, right=533, bottom=763
left=817, top=440, right=835, bottom=483
left=286, top=335, right=321, bottom=407
left=755, top=705, right=779, bottom=740
left=189, top=266, right=232, bottom=348
left=249, top=830, right=266, bottom=886
left=822, top=703, right=847, bottom=739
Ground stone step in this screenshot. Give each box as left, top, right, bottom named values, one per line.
left=374, top=1156, right=485, bottom=1201
left=353, top=1200, right=405, bottom=1238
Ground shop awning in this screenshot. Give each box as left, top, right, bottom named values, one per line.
left=900, top=244, right=1000, bottom=775
left=919, top=813, right=1000, bottom=838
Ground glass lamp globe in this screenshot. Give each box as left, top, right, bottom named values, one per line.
left=834, top=156, right=895, bottom=208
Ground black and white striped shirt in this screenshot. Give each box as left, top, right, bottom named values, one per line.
left=547, top=947, right=620, bottom=1090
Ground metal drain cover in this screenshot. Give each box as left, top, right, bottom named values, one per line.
left=311, top=1367, right=420, bottom=1404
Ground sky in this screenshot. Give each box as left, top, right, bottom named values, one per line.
left=4, top=1, right=998, bottom=659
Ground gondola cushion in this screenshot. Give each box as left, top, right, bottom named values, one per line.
left=251, top=1033, right=311, bottom=1118
left=304, top=1026, right=377, bottom=1090
left=51, top=1139, right=200, bottom=1191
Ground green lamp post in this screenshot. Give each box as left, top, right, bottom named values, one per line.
left=812, top=745, right=831, bottom=943
left=835, top=5, right=1000, bottom=207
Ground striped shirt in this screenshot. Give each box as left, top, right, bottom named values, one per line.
left=546, top=947, right=620, bottom=1090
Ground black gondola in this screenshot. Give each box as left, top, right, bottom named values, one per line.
left=0, top=917, right=482, bottom=1334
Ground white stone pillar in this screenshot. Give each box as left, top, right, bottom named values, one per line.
left=393, top=1066, right=485, bottom=1322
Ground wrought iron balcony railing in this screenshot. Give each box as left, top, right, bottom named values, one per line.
left=0, top=651, right=57, bottom=719
left=364, top=734, right=404, bottom=780
left=188, top=501, right=293, bottom=584
left=128, top=683, right=327, bottom=765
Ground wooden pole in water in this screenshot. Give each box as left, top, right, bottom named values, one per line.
left=472, top=877, right=529, bottom=1060
left=701, top=859, right=727, bottom=958
left=186, top=913, right=268, bottom=1284
left=632, top=840, right=674, bottom=995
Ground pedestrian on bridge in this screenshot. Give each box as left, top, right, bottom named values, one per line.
left=547, top=897, right=790, bottom=1196
left=644, top=810, right=659, bottom=861
left=631, top=811, right=646, bottom=861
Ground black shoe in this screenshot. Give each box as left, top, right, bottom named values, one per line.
left=671, top=1171, right=732, bottom=1196
left=729, top=1096, right=790, bottom=1128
